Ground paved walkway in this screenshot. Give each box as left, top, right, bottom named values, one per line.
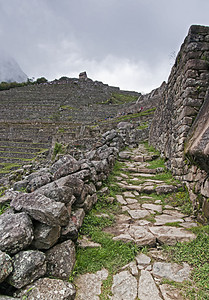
left=75, top=144, right=197, bottom=300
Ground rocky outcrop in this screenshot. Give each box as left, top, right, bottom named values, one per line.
left=149, top=25, right=209, bottom=220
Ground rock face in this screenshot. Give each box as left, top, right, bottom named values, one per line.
left=7, top=250, right=46, bottom=288
left=0, top=212, right=33, bottom=254
left=11, top=193, right=69, bottom=226
left=15, top=277, right=76, bottom=300
left=45, top=240, right=76, bottom=280
left=0, top=251, right=13, bottom=283
left=149, top=24, right=209, bottom=220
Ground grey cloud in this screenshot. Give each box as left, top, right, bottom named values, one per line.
left=0, top=0, right=208, bottom=92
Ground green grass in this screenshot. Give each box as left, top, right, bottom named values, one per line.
left=142, top=141, right=160, bottom=155
left=99, top=93, right=138, bottom=105
left=0, top=203, right=10, bottom=215
left=147, top=157, right=165, bottom=169
left=137, top=121, right=149, bottom=130
left=164, top=225, right=209, bottom=299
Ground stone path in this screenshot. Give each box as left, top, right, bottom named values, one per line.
left=75, top=144, right=197, bottom=300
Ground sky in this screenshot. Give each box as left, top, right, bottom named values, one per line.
left=0, top=0, right=208, bottom=93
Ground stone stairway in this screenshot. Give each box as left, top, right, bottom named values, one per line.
left=74, top=144, right=197, bottom=300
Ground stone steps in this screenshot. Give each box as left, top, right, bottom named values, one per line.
left=75, top=144, right=197, bottom=299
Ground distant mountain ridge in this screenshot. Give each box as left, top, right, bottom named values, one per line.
left=0, top=51, right=27, bottom=83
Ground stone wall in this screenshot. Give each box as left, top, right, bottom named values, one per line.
left=0, top=122, right=140, bottom=297
left=149, top=25, right=209, bottom=221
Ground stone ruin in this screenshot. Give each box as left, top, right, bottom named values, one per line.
left=0, top=24, right=209, bottom=299
left=79, top=71, right=88, bottom=80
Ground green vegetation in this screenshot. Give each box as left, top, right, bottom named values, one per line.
left=52, top=142, right=64, bottom=159
left=0, top=203, right=10, bottom=215
left=164, top=225, right=209, bottom=299
left=137, top=121, right=149, bottom=130
left=115, top=108, right=156, bottom=122
left=99, top=93, right=138, bottom=105
left=0, top=162, right=21, bottom=174
left=60, top=105, right=75, bottom=110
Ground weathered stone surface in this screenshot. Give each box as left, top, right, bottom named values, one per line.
left=111, top=270, right=137, bottom=300
left=36, top=182, right=74, bottom=204
left=83, top=194, right=97, bottom=212
left=45, top=240, right=76, bottom=280
left=154, top=214, right=184, bottom=225
left=128, top=226, right=156, bottom=246
left=115, top=195, right=127, bottom=204
left=149, top=226, right=196, bottom=245
left=0, top=251, right=13, bottom=283
left=32, top=222, right=61, bottom=249
left=0, top=212, right=33, bottom=255
left=142, top=203, right=162, bottom=213
left=53, top=156, right=80, bottom=180
left=153, top=262, right=191, bottom=282
left=71, top=208, right=85, bottom=229
left=27, top=173, right=52, bottom=192
left=156, top=185, right=178, bottom=194
left=159, top=284, right=184, bottom=300
left=51, top=155, right=78, bottom=173
left=56, top=175, right=84, bottom=197
left=11, top=193, right=69, bottom=226
left=135, top=253, right=151, bottom=266
left=15, top=277, right=76, bottom=300
left=138, top=270, right=162, bottom=300
left=78, top=236, right=101, bottom=248
left=7, top=250, right=46, bottom=289
left=60, top=220, right=78, bottom=242
left=75, top=269, right=108, bottom=300
left=127, top=209, right=150, bottom=219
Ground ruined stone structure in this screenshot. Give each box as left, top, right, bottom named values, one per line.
left=149, top=25, right=209, bottom=220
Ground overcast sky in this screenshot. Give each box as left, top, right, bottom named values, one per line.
left=0, top=0, right=208, bottom=93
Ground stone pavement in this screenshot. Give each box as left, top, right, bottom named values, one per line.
left=75, top=144, right=197, bottom=300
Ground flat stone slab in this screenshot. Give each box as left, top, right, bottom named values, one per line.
left=113, top=233, right=135, bottom=243
left=138, top=270, right=162, bottom=300
left=111, top=270, right=137, bottom=300
left=78, top=236, right=101, bottom=248
left=125, top=198, right=138, bottom=204
left=149, top=226, right=196, bottom=245
left=153, top=262, right=191, bottom=282
left=154, top=214, right=184, bottom=225
left=135, top=253, right=151, bottom=266
left=127, top=209, right=150, bottom=219
left=159, top=284, right=184, bottom=300
left=123, top=191, right=135, bottom=198
left=142, top=203, right=162, bottom=213
left=115, top=195, right=127, bottom=205
left=128, top=225, right=156, bottom=247
left=75, top=269, right=108, bottom=300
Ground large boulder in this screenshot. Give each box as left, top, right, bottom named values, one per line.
left=7, top=250, right=46, bottom=289
left=55, top=175, right=84, bottom=197
left=0, top=212, right=33, bottom=255
left=11, top=193, right=69, bottom=226
left=0, top=251, right=13, bottom=283
left=52, top=155, right=80, bottom=180
left=45, top=240, right=76, bottom=280
left=15, top=277, right=76, bottom=300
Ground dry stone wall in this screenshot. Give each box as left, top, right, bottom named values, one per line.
left=0, top=122, right=140, bottom=298
left=149, top=25, right=209, bottom=220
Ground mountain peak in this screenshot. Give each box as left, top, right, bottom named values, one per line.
left=0, top=50, right=28, bottom=83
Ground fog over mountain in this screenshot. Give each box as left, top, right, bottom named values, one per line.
left=0, top=51, right=27, bottom=83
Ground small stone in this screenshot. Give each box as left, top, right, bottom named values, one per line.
left=78, top=236, right=101, bottom=248
left=123, top=191, right=135, bottom=198
left=111, top=270, right=138, bottom=300
left=128, top=225, right=156, bottom=247
left=126, top=198, right=138, bottom=204
left=159, top=284, right=184, bottom=300
left=138, top=270, right=162, bottom=300
left=142, top=203, right=162, bottom=213
left=155, top=200, right=162, bottom=204
left=149, top=226, right=196, bottom=245
left=135, top=253, right=151, bottom=266
left=75, top=269, right=108, bottom=300
left=116, top=195, right=127, bottom=205
left=127, top=209, right=150, bottom=219
left=153, top=262, right=191, bottom=282
left=154, top=214, right=184, bottom=226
